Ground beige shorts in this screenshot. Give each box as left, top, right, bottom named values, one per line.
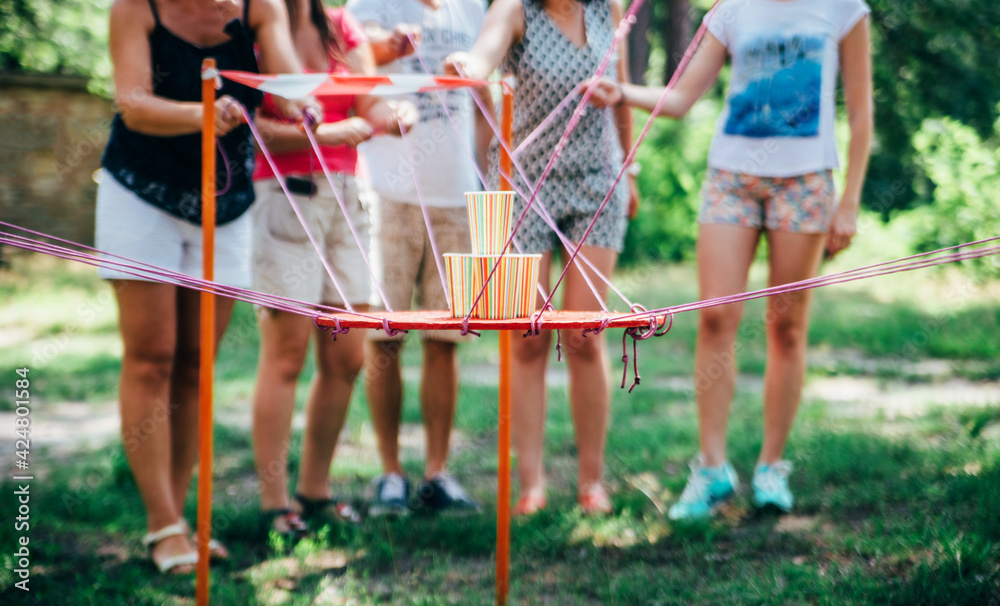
left=252, top=175, right=371, bottom=306
left=368, top=195, right=471, bottom=343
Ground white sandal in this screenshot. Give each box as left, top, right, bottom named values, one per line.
left=142, top=522, right=199, bottom=574
left=180, top=519, right=229, bottom=560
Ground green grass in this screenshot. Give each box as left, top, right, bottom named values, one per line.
left=1, top=249, right=999, bottom=604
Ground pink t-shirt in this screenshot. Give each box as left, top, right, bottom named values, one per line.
left=254, top=9, right=367, bottom=179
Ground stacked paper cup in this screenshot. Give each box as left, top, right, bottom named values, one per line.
left=444, top=192, right=541, bottom=319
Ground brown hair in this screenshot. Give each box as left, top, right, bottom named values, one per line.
left=285, top=0, right=345, bottom=63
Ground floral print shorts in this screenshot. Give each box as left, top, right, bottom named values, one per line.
left=699, top=168, right=836, bottom=233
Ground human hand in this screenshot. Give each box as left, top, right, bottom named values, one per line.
left=390, top=24, right=421, bottom=59
left=213, top=95, right=245, bottom=136
left=321, top=116, right=374, bottom=147
left=273, top=96, right=322, bottom=131
left=382, top=100, right=418, bottom=136
left=825, top=194, right=860, bottom=258
left=584, top=77, right=623, bottom=109
left=443, top=51, right=483, bottom=79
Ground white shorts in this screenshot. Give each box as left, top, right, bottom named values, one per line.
left=95, top=172, right=252, bottom=287
left=252, top=175, right=371, bottom=306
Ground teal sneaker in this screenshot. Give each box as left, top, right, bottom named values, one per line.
left=752, top=461, right=794, bottom=513
left=667, top=455, right=739, bottom=521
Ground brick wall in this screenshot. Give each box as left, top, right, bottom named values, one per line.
left=0, top=74, right=114, bottom=248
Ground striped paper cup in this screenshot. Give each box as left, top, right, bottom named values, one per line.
left=465, top=191, right=515, bottom=255
left=478, top=254, right=541, bottom=319
left=444, top=253, right=486, bottom=318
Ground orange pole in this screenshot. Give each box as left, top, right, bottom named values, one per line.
left=196, top=57, right=217, bottom=606
left=496, top=82, right=514, bottom=606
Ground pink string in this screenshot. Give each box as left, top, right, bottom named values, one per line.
left=539, top=0, right=722, bottom=316
left=240, top=103, right=357, bottom=313
left=1, top=216, right=390, bottom=327
left=510, top=85, right=581, bottom=159
left=619, top=238, right=1000, bottom=325
left=395, top=118, right=451, bottom=308
left=405, top=40, right=554, bottom=307
left=429, top=53, right=633, bottom=309
left=216, top=139, right=233, bottom=195
left=0, top=227, right=356, bottom=319
left=300, top=114, right=395, bottom=311
left=457, top=0, right=647, bottom=325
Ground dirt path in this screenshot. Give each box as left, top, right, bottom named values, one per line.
left=3, top=357, right=998, bottom=474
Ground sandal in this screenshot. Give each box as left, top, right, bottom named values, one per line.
left=578, top=484, right=613, bottom=516
left=512, top=493, right=547, bottom=517
left=259, top=508, right=310, bottom=543
left=294, top=493, right=362, bottom=526
left=142, top=522, right=198, bottom=574
left=180, top=519, right=229, bottom=561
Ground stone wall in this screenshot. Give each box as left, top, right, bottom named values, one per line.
left=0, top=74, right=114, bottom=248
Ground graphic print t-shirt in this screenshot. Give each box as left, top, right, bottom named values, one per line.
left=346, top=0, right=487, bottom=207
left=706, top=0, right=870, bottom=177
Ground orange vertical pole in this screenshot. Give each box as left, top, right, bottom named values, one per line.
left=196, top=57, right=217, bottom=606
left=496, top=81, right=514, bottom=606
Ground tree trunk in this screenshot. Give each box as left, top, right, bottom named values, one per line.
left=627, top=0, right=653, bottom=84
left=664, top=0, right=692, bottom=84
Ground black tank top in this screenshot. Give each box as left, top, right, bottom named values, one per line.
left=101, top=0, right=263, bottom=225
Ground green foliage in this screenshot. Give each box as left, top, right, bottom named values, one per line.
left=906, top=114, right=1000, bottom=276
left=622, top=106, right=714, bottom=264
left=854, top=1, right=1000, bottom=215
left=0, top=0, right=112, bottom=93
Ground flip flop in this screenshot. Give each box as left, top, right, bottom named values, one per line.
left=294, top=493, right=362, bottom=526
left=512, top=493, right=547, bottom=516
left=578, top=484, right=613, bottom=515
left=259, top=508, right=310, bottom=544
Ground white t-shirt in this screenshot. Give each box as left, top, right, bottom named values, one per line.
left=705, top=0, right=870, bottom=177
left=346, top=0, right=487, bottom=207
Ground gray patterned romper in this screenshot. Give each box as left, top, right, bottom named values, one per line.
left=487, top=0, right=629, bottom=254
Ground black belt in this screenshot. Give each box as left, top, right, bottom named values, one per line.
left=285, top=176, right=317, bottom=196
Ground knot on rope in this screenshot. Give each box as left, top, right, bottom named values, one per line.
left=201, top=65, right=222, bottom=89
left=523, top=303, right=554, bottom=338
left=459, top=317, right=481, bottom=337
left=313, top=316, right=349, bottom=340
left=582, top=317, right=611, bottom=338
left=381, top=317, right=408, bottom=337
left=555, top=330, right=563, bottom=362
left=619, top=307, right=674, bottom=393
left=654, top=313, right=675, bottom=338
left=620, top=328, right=642, bottom=393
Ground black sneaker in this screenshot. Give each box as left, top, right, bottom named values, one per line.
left=414, top=472, right=481, bottom=514
left=368, top=473, right=411, bottom=517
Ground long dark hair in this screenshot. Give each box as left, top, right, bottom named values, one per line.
left=285, top=0, right=344, bottom=63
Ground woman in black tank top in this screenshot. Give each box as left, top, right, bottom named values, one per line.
left=100, top=0, right=315, bottom=574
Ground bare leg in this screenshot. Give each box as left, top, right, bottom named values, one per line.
left=251, top=309, right=311, bottom=512
left=169, top=288, right=235, bottom=514
left=693, top=224, right=761, bottom=467
left=421, top=339, right=458, bottom=478
left=759, top=230, right=825, bottom=464
left=114, top=280, right=191, bottom=571
left=512, top=252, right=553, bottom=499
left=364, top=339, right=405, bottom=476
left=558, top=245, right=617, bottom=493
left=296, top=305, right=369, bottom=498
